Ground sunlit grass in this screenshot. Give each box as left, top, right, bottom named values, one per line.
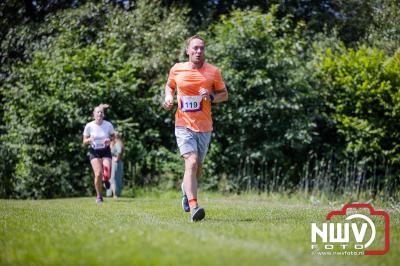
left=1, top=193, right=398, bottom=266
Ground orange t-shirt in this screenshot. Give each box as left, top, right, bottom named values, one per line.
left=167, top=62, right=225, bottom=132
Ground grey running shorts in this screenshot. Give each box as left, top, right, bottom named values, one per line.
left=175, top=127, right=212, bottom=163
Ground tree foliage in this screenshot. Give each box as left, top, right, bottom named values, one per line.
left=313, top=46, right=400, bottom=161
left=205, top=7, right=316, bottom=191
left=366, top=0, right=400, bottom=55
left=1, top=1, right=188, bottom=198
left=1, top=0, right=400, bottom=199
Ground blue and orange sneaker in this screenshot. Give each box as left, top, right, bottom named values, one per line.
left=181, top=183, right=190, bottom=212
left=191, top=206, right=205, bottom=222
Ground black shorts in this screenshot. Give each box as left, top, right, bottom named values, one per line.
left=89, top=147, right=112, bottom=160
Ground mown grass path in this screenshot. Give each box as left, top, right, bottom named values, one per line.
left=1, top=194, right=398, bottom=266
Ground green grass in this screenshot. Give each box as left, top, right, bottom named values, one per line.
left=1, top=192, right=399, bottom=266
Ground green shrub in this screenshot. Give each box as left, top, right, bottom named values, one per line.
left=206, top=7, right=316, bottom=191
left=1, top=1, right=188, bottom=198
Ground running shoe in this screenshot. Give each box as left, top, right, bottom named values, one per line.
left=191, top=207, right=205, bottom=222
left=181, top=183, right=190, bottom=212
left=103, top=180, right=111, bottom=190
left=96, top=196, right=103, bottom=203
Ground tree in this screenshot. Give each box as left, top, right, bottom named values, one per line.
left=366, top=0, right=400, bottom=55
left=205, top=7, right=317, bottom=191
left=1, top=0, right=189, bottom=198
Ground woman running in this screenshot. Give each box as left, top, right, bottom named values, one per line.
left=83, top=104, right=115, bottom=203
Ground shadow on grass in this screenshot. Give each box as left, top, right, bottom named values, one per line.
left=206, top=217, right=256, bottom=222
left=104, top=197, right=135, bottom=203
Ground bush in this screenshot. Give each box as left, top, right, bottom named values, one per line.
left=206, top=7, right=317, bottom=192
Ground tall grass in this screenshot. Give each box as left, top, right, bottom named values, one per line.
left=218, top=154, right=399, bottom=201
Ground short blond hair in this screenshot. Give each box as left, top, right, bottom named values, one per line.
left=185, top=34, right=205, bottom=50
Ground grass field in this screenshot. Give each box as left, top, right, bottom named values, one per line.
left=1, top=192, right=399, bottom=266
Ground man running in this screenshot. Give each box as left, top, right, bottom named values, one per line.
left=163, top=35, right=228, bottom=222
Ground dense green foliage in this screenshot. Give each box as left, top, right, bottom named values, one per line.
left=205, top=8, right=316, bottom=191
left=366, top=0, right=400, bottom=55
left=313, top=47, right=400, bottom=161
left=1, top=1, right=399, bottom=199
left=308, top=46, right=400, bottom=198
left=1, top=1, right=188, bottom=197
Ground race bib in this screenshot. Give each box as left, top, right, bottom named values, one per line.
left=92, top=138, right=106, bottom=150
left=180, top=95, right=202, bottom=112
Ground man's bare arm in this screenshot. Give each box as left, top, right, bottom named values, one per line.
left=212, top=87, right=228, bottom=103
left=163, top=84, right=175, bottom=110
